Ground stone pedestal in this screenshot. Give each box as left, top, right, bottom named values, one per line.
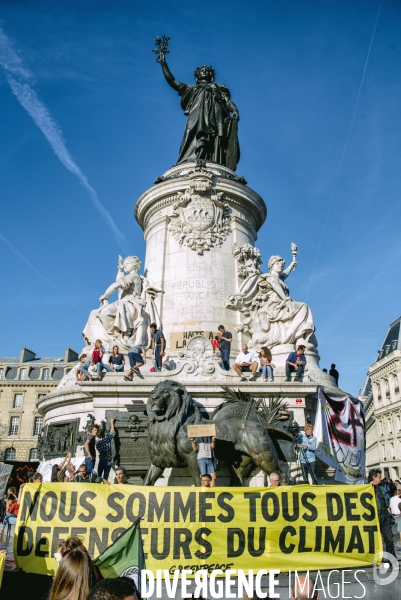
left=135, top=162, right=266, bottom=356
left=36, top=160, right=349, bottom=487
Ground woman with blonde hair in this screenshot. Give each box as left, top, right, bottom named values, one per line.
left=49, top=548, right=98, bottom=600
left=258, top=346, right=275, bottom=382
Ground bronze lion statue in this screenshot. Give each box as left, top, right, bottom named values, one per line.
left=143, top=380, right=287, bottom=486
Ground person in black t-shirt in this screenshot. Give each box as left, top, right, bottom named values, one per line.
left=150, top=323, right=165, bottom=371
left=329, top=363, right=339, bottom=385
left=217, top=324, right=232, bottom=371
left=108, top=345, right=125, bottom=372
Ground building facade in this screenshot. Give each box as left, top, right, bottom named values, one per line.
left=0, top=347, right=78, bottom=462
left=361, top=317, right=401, bottom=479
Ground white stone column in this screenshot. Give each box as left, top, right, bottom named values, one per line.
left=135, top=162, right=266, bottom=356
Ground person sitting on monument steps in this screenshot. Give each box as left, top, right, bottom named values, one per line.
left=258, top=346, right=275, bottom=382
left=76, top=354, right=88, bottom=381
left=296, top=424, right=317, bottom=484
left=285, top=345, right=306, bottom=381
left=217, top=325, right=232, bottom=371
left=96, top=418, right=116, bottom=480
left=108, top=345, right=125, bottom=372
left=124, top=344, right=146, bottom=381
left=91, top=339, right=113, bottom=379
left=369, top=468, right=397, bottom=563
left=78, top=354, right=96, bottom=381
left=233, top=344, right=258, bottom=381
left=190, top=435, right=217, bottom=487
left=150, top=323, right=165, bottom=371
left=200, top=473, right=212, bottom=488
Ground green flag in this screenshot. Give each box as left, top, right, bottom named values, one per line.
left=93, top=519, right=145, bottom=587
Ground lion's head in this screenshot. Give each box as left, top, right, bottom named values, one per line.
left=147, top=380, right=190, bottom=423
left=146, top=381, right=195, bottom=468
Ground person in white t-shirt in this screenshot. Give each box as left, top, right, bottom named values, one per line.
left=389, top=490, right=401, bottom=515
left=233, top=344, right=259, bottom=381
left=389, top=490, right=401, bottom=542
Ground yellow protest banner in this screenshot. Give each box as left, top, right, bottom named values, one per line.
left=15, top=483, right=382, bottom=577
left=0, top=550, right=5, bottom=588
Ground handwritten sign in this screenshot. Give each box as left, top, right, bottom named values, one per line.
left=187, top=424, right=216, bottom=438
left=170, top=331, right=219, bottom=350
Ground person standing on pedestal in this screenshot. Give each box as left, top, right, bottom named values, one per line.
left=190, top=436, right=217, bottom=487
left=150, top=323, right=165, bottom=372
left=217, top=325, right=232, bottom=371
left=329, top=363, right=339, bottom=385
left=296, top=424, right=318, bottom=484
left=96, top=418, right=116, bottom=481
left=285, top=345, right=306, bottom=382
left=84, top=424, right=100, bottom=474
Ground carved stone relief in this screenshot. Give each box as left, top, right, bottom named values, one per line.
left=233, top=243, right=262, bottom=278
left=105, top=402, right=151, bottom=484
left=177, top=334, right=221, bottom=376
left=38, top=419, right=80, bottom=460
left=168, top=172, right=231, bottom=255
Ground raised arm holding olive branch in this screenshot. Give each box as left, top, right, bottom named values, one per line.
left=153, top=36, right=240, bottom=170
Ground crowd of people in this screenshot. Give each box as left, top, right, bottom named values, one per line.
left=75, top=324, right=331, bottom=385
left=77, top=324, right=169, bottom=382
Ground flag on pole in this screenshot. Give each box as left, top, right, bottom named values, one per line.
left=314, top=387, right=366, bottom=484
left=93, top=518, right=145, bottom=589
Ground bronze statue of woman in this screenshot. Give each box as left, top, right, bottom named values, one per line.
left=158, top=54, right=240, bottom=170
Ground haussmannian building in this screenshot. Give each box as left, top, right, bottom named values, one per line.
left=0, top=347, right=78, bottom=462
left=360, top=316, right=401, bottom=480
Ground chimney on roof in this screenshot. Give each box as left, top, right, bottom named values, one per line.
left=64, top=348, right=79, bottom=363
left=19, top=348, right=36, bottom=363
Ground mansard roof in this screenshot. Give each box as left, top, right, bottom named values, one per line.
left=376, top=316, right=401, bottom=362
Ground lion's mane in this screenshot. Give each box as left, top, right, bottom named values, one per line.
left=146, top=380, right=194, bottom=469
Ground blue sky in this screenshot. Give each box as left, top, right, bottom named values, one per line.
left=0, top=0, right=400, bottom=396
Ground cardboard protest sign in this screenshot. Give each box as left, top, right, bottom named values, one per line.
left=187, top=424, right=216, bottom=438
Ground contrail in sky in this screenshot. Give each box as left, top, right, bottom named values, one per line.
left=305, top=0, right=383, bottom=300
left=0, top=232, right=85, bottom=315
left=0, top=28, right=129, bottom=254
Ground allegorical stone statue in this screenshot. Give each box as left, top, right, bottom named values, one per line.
left=227, top=244, right=316, bottom=350
left=153, top=35, right=240, bottom=170
left=82, top=255, right=161, bottom=351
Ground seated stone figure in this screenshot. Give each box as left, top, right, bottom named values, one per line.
left=228, top=252, right=316, bottom=350
left=83, top=255, right=161, bottom=351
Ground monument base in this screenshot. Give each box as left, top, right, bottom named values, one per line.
left=37, top=364, right=349, bottom=486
